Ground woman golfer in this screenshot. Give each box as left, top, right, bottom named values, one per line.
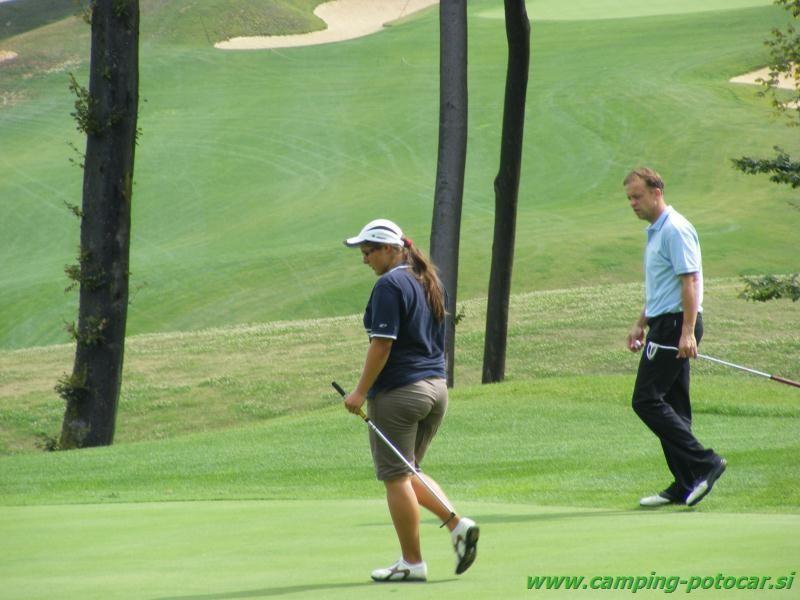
left=343, top=218, right=479, bottom=582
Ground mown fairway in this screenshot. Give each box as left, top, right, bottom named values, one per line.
left=0, top=0, right=797, bottom=348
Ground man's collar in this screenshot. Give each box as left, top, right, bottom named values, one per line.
left=647, top=205, right=672, bottom=232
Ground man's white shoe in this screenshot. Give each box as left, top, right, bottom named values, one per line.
left=639, top=493, right=677, bottom=507
left=371, top=558, right=427, bottom=582
left=451, top=517, right=480, bottom=575
left=686, top=458, right=727, bottom=507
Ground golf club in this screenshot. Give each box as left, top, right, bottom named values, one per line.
left=645, top=341, right=800, bottom=389
left=331, top=381, right=457, bottom=526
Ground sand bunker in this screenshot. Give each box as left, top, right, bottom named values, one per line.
left=730, top=66, right=797, bottom=90
left=0, top=50, right=18, bottom=64
left=731, top=65, right=798, bottom=109
left=215, top=0, right=438, bottom=50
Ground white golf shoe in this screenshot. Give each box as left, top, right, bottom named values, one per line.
left=686, top=458, right=727, bottom=507
left=639, top=492, right=678, bottom=507
left=371, top=558, right=428, bottom=582
left=451, top=517, right=480, bottom=575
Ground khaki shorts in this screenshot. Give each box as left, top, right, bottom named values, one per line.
left=367, top=377, right=448, bottom=481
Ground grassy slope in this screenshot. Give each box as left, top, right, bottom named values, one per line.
left=0, top=2, right=798, bottom=349
left=0, top=0, right=328, bottom=44
left=1, top=279, right=798, bottom=514
left=2, top=278, right=798, bottom=454
left=479, top=0, right=773, bottom=20
left=0, top=0, right=79, bottom=42
left=2, top=371, right=798, bottom=511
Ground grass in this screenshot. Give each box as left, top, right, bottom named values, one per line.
left=1, top=279, right=798, bottom=511
left=3, top=372, right=798, bottom=510
left=1, top=1, right=798, bottom=349
left=2, top=278, right=798, bottom=454
left=0, top=4, right=798, bottom=596
left=0, top=0, right=83, bottom=42
left=478, top=0, right=774, bottom=21
left=1, top=292, right=798, bottom=594
left=1, top=501, right=797, bottom=599
left=1, top=315, right=798, bottom=596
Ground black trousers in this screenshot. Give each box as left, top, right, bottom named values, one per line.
left=632, top=312, right=717, bottom=497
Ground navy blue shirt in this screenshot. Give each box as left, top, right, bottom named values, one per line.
left=363, top=264, right=446, bottom=396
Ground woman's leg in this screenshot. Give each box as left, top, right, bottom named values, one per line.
left=410, top=473, right=460, bottom=531
left=384, top=475, right=423, bottom=564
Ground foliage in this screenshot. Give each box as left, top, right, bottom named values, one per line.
left=67, top=72, right=102, bottom=136
left=759, top=0, right=800, bottom=124
left=732, top=0, right=800, bottom=187
left=63, top=248, right=105, bottom=293
left=731, top=146, right=800, bottom=188
left=739, top=273, right=800, bottom=302
left=54, top=367, right=88, bottom=405
left=34, top=432, right=61, bottom=451
left=731, top=1, right=799, bottom=301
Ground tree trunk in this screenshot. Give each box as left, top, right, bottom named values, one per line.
left=60, top=0, right=139, bottom=449
left=430, top=0, right=468, bottom=387
left=482, top=0, right=530, bottom=384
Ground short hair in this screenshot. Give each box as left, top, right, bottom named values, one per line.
left=624, top=167, right=664, bottom=191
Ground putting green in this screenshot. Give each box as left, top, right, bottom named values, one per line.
left=476, top=0, right=775, bottom=21
left=1, top=499, right=796, bottom=599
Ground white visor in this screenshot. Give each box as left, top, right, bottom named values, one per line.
left=344, top=219, right=404, bottom=247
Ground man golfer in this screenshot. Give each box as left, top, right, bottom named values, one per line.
left=625, top=168, right=726, bottom=507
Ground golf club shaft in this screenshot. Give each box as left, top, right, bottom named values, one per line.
left=331, top=381, right=457, bottom=520
left=646, top=343, right=800, bottom=388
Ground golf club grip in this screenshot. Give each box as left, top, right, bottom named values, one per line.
left=332, top=381, right=371, bottom=420
left=771, top=375, right=800, bottom=389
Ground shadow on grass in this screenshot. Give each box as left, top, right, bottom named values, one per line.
left=468, top=507, right=700, bottom=524
left=358, top=506, right=703, bottom=529
left=155, top=579, right=458, bottom=599
left=358, top=508, right=679, bottom=528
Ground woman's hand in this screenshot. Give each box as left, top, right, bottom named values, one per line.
left=344, top=391, right=366, bottom=416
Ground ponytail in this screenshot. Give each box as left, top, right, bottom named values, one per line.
left=402, top=238, right=446, bottom=322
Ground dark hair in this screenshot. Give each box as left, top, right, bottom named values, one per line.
left=363, top=239, right=447, bottom=322
left=403, top=241, right=446, bottom=322
left=624, top=167, right=664, bottom=191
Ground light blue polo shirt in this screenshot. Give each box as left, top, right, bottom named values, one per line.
left=644, top=206, right=703, bottom=318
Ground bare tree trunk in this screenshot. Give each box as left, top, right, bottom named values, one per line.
left=430, top=0, right=468, bottom=387
left=60, top=0, right=139, bottom=449
left=482, top=0, right=530, bottom=384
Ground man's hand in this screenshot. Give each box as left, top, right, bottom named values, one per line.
left=677, top=332, right=698, bottom=359
left=627, top=325, right=645, bottom=352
